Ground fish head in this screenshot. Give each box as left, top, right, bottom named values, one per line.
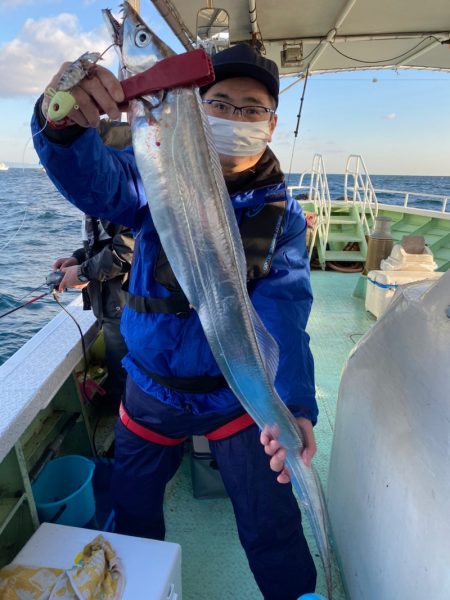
left=102, top=9, right=121, bottom=48
left=102, top=8, right=125, bottom=74
left=103, top=2, right=174, bottom=78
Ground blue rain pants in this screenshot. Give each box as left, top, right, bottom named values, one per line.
left=112, top=378, right=317, bottom=600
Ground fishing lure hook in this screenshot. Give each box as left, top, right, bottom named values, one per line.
left=46, top=44, right=116, bottom=122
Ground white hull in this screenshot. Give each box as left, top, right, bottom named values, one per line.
left=328, top=272, right=450, bottom=599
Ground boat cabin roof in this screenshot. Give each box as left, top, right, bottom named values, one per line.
left=151, top=0, right=450, bottom=76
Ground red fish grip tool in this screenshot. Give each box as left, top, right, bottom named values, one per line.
left=47, top=49, right=214, bottom=126
left=118, top=48, right=214, bottom=107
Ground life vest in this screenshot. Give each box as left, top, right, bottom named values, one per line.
left=124, top=185, right=287, bottom=396
left=126, top=198, right=287, bottom=317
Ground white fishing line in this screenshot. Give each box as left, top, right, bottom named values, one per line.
left=0, top=192, right=28, bottom=254
left=0, top=119, right=50, bottom=253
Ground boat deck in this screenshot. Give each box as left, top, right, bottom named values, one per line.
left=162, top=270, right=375, bottom=599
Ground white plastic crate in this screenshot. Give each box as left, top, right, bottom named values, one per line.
left=365, top=270, right=443, bottom=318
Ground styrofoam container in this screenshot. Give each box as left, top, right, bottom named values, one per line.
left=365, top=270, right=443, bottom=318
left=12, top=523, right=182, bottom=600
left=380, top=244, right=437, bottom=271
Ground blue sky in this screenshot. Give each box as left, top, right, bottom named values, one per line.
left=1, top=0, right=450, bottom=175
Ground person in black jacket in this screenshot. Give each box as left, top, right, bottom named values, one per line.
left=52, top=121, right=134, bottom=407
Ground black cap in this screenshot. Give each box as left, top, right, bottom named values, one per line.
left=200, top=43, right=279, bottom=107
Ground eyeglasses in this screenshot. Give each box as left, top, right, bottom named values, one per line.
left=202, top=99, right=275, bottom=122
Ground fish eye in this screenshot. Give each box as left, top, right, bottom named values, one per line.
left=135, top=27, right=151, bottom=48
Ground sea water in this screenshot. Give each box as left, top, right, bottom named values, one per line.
left=0, top=168, right=82, bottom=364
left=0, top=168, right=449, bottom=365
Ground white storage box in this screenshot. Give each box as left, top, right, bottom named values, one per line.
left=366, top=270, right=443, bottom=318
left=11, top=523, right=182, bottom=599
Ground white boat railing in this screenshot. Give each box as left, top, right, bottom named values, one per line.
left=344, top=154, right=378, bottom=235
left=288, top=154, right=449, bottom=263
left=288, top=153, right=332, bottom=258
left=373, top=188, right=449, bottom=214
left=287, top=170, right=314, bottom=199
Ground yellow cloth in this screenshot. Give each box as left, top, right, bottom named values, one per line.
left=0, top=534, right=124, bottom=599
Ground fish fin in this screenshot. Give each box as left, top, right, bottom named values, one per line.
left=251, top=308, right=280, bottom=383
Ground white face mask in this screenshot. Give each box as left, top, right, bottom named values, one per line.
left=207, top=115, right=272, bottom=157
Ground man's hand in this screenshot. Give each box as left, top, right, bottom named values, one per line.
left=42, top=63, right=126, bottom=128
left=57, top=265, right=89, bottom=293
left=260, top=417, right=317, bottom=484
left=53, top=256, right=78, bottom=270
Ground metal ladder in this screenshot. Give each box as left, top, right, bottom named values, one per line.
left=344, top=154, right=378, bottom=236
left=289, top=154, right=370, bottom=269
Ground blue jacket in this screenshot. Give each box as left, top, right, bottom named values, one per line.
left=32, top=114, right=317, bottom=423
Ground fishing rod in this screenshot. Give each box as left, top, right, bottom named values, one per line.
left=0, top=272, right=90, bottom=382
left=2, top=270, right=106, bottom=456
left=0, top=289, right=49, bottom=319
left=0, top=271, right=66, bottom=320
left=287, top=67, right=310, bottom=181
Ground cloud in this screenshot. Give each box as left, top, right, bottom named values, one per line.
left=0, top=14, right=113, bottom=97
left=1, top=0, right=41, bottom=8
left=273, top=127, right=294, bottom=143
left=384, top=112, right=398, bottom=120
left=1, top=0, right=65, bottom=12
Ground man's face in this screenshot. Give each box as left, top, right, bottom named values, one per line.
left=202, top=76, right=278, bottom=174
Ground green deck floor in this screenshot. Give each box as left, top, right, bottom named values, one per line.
left=163, top=271, right=375, bottom=599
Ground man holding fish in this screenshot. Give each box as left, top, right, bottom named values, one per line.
left=32, top=9, right=322, bottom=598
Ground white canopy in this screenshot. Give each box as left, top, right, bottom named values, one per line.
left=150, top=0, right=450, bottom=76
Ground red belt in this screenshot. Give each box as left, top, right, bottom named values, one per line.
left=119, top=402, right=255, bottom=446
left=205, top=413, right=255, bottom=441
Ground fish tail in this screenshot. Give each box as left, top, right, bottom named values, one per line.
left=287, top=456, right=333, bottom=599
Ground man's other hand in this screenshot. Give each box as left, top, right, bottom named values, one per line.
left=260, top=417, right=316, bottom=483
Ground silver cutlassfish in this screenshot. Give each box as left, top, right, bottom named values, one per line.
left=103, top=3, right=333, bottom=596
